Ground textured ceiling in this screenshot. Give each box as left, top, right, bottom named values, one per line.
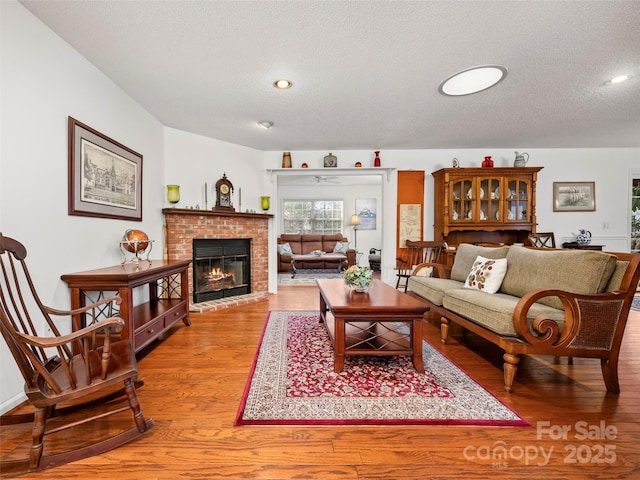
left=20, top=0, right=640, bottom=151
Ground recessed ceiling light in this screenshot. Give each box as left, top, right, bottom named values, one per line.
left=606, top=74, right=632, bottom=85
left=257, top=120, right=273, bottom=129
left=438, top=65, right=508, bottom=96
left=273, top=79, right=292, bottom=90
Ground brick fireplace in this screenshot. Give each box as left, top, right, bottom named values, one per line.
left=162, top=209, right=272, bottom=307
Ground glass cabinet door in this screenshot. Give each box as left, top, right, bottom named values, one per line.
left=479, top=177, right=501, bottom=222
left=451, top=179, right=474, bottom=221
left=506, top=179, right=531, bottom=222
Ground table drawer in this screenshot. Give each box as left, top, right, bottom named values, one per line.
left=135, top=316, right=165, bottom=348
left=163, top=301, right=187, bottom=328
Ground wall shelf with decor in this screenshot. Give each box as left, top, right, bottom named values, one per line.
left=432, top=167, right=543, bottom=249
left=266, top=167, right=396, bottom=182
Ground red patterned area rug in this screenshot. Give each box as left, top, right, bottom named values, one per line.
left=235, top=311, right=530, bottom=427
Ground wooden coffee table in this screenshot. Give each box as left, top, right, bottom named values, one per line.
left=317, top=278, right=430, bottom=373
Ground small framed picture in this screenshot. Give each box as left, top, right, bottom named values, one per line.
left=323, top=153, right=337, bottom=168
left=553, top=182, right=596, bottom=212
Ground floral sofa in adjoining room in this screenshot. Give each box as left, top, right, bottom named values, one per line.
left=277, top=234, right=356, bottom=273
left=407, top=243, right=640, bottom=394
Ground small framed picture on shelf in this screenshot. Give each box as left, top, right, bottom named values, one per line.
left=323, top=153, right=337, bottom=168
left=553, top=181, right=596, bottom=212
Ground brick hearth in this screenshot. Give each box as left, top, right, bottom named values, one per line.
left=162, top=208, right=272, bottom=308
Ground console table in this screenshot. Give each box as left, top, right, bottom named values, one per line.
left=561, top=242, right=604, bottom=251
left=61, top=259, right=191, bottom=353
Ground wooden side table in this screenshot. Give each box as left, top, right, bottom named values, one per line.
left=61, top=259, right=191, bottom=353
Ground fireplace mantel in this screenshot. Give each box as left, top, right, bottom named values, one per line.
left=162, top=208, right=273, bottom=219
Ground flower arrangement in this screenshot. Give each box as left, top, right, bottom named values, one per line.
left=341, top=265, right=373, bottom=291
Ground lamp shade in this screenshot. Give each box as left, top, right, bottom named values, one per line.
left=351, top=214, right=360, bottom=226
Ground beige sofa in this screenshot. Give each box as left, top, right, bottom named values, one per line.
left=407, top=244, right=640, bottom=393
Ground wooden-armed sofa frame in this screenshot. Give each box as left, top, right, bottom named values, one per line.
left=407, top=244, right=640, bottom=393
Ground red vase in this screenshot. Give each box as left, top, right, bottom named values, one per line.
left=482, top=156, right=494, bottom=168
left=374, top=151, right=381, bottom=167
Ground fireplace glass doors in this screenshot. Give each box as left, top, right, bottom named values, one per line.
left=193, top=238, right=250, bottom=303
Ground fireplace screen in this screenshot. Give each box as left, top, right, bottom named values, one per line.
left=193, top=238, right=250, bottom=303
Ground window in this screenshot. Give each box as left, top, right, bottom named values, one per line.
left=283, top=200, right=343, bottom=234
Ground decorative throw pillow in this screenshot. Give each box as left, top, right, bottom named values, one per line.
left=464, top=255, right=508, bottom=294
left=333, top=241, right=350, bottom=253
left=277, top=243, right=293, bottom=255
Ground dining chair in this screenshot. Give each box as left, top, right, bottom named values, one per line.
left=528, top=232, right=556, bottom=248
left=395, top=240, right=443, bottom=292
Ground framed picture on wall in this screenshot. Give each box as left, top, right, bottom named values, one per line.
left=68, top=117, right=143, bottom=220
left=399, top=204, right=421, bottom=247
left=355, top=198, right=376, bottom=230
left=553, top=181, right=596, bottom=212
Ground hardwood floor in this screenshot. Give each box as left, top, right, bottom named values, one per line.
left=3, top=286, right=640, bottom=479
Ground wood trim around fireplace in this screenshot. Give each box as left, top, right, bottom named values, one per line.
left=162, top=208, right=273, bottom=219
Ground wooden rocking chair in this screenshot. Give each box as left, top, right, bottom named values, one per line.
left=0, top=233, right=153, bottom=475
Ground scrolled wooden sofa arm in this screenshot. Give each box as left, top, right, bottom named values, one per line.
left=513, top=288, right=627, bottom=351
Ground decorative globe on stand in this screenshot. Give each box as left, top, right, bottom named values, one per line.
left=119, top=229, right=153, bottom=265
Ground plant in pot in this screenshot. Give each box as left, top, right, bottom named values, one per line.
left=341, top=265, right=373, bottom=293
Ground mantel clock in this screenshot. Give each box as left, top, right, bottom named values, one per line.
left=214, top=173, right=234, bottom=211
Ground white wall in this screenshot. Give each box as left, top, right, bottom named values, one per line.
left=164, top=127, right=264, bottom=212
left=0, top=2, right=165, bottom=412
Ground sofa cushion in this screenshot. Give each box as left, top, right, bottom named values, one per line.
left=500, top=247, right=618, bottom=309
left=464, top=256, right=508, bottom=294
left=408, top=276, right=465, bottom=306
left=322, top=234, right=345, bottom=253
left=450, top=244, right=510, bottom=282
left=277, top=243, right=293, bottom=255
left=301, top=235, right=323, bottom=253
left=605, top=260, right=629, bottom=292
left=333, top=241, right=350, bottom=253
left=443, top=288, right=566, bottom=337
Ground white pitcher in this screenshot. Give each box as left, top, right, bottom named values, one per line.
left=514, top=151, right=529, bottom=167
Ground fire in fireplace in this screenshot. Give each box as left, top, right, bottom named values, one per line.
left=193, top=238, right=250, bottom=303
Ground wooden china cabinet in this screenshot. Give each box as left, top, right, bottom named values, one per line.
left=432, top=167, right=543, bottom=250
